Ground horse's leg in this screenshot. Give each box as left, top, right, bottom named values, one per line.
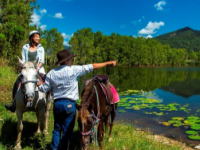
left=14, top=110, right=23, bottom=149
left=36, top=110, right=41, bottom=134
left=44, top=100, right=51, bottom=134
left=109, top=104, right=116, bottom=136
left=36, top=101, right=46, bottom=134
left=97, top=120, right=104, bottom=149
left=103, top=115, right=109, bottom=134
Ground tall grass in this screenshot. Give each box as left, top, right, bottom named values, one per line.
left=0, top=58, right=17, bottom=87
left=0, top=58, right=17, bottom=102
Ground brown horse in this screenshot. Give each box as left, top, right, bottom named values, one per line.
left=78, top=75, right=117, bottom=150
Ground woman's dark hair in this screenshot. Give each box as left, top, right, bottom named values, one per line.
left=29, top=33, right=40, bottom=46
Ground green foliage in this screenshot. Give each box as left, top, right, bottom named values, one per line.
left=40, top=28, right=64, bottom=69
left=0, top=0, right=35, bottom=65
left=156, top=27, right=200, bottom=52
left=69, top=28, right=192, bottom=66
left=0, top=1, right=64, bottom=69
left=156, top=27, right=200, bottom=64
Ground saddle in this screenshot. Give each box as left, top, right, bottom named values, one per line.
left=93, top=75, right=113, bottom=105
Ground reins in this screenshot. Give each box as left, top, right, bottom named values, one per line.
left=81, top=82, right=101, bottom=142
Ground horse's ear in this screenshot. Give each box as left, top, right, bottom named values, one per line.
left=76, top=104, right=81, bottom=110
left=17, top=56, right=24, bottom=67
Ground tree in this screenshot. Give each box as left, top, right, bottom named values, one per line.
left=41, top=28, right=64, bottom=68
left=0, top=0, right=35, bottom=64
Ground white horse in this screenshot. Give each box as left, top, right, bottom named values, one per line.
left=14, top=59, right=51, bottom=149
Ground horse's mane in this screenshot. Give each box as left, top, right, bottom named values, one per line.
left=79, top=79, right=95, bottom=123
left=81, top=79, right=94, bottom=107
left=23, top=61, right=35, bottom=69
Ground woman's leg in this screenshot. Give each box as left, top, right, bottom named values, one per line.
left=5, top=75, right=22, bottom=112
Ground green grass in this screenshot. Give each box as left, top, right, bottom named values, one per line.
left=0, top=103, right=183, bottom=150
left=88, top=123, right=182, bottom=150
left=0, top=58, right=17, bottom=102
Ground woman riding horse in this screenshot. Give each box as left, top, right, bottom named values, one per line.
left=13, top=60, right=48, bottom=149
left=37, top=49, right=116, bottom=150
left=5, top=30, right=45, bottom=112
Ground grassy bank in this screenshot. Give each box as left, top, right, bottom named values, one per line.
left=0, top=60, right=193, bottom=150
left=0, top=103, right=189, bottom=150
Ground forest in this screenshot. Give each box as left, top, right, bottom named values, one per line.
left=1, top=0, right=200, bottom=68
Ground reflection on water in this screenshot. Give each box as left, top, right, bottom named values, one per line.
left=81, top=66, right=200, bottom=92
left=80, top=67, right=200, bottom=146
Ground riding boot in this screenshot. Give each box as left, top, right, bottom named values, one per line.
left=5, top=101, right=16, bottom=112
left=5, top=75, right=22, bottom=112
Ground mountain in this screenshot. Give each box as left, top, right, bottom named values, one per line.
left=155, top=27, right=200, bottom=51
left=162, top=79, right=200, bottom=97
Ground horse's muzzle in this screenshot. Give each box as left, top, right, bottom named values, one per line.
left=82, top=136, right=91, bottom=149
left=25, top=96, right=34, bottom=108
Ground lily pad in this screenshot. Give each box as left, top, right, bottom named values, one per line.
left=188, top=135, right=200, bottom=140
left=161, top=122, right=171, bottom=126
left=191, top=124, right=200, bottom=130
left=145, top=111, right=164, bottom=116
left=118, top=109, right=126, bottom=113
left=185, top=130, right=199, bottom=135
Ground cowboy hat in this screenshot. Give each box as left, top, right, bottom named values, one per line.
left=56, top=50, right=76, bottom=65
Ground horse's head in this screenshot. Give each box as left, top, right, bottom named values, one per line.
left=78, top=106, right=94, bottom=148
left=78, top=80, right=99, bottom=149
left=19, top=59, right=39, bottom=107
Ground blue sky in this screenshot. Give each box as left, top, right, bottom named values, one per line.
left=32, top=0, right=200, bottom=45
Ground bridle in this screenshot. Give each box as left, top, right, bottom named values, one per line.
left=21, top=80, right=38, bottom=85
left=20, top=72, right=39, bottom=108
left=81, top=83, right=101, bottom=138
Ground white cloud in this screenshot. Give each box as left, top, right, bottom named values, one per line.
left=31, top=12, right=41, bottom=26
left=146, top=35, right=153, bottom=38
left=30, top=11, right=47, bottom=30
left=62, top=33, right=74, bottom=46
left=62, top=33, right=73, bottom=39
left=40, top=9, right=47, bottom=14
left=54, top=13, right=64, bottom=19
left=64, top=41, right=70, bottom=46
left=138, top=21, right=165, bottom=35
left=154, top=1, right=166, bottom=11
left=40, top=25, right=47, bottom=31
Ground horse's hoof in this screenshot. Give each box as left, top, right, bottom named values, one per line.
left=108, top=137, right=113, bottom=142
left=35, top=130, right=41, bottom=134
left=14, top=144, right=22, bottom=150
left=43, top=131, right=49, bottom=135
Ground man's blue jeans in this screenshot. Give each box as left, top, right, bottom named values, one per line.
left=51, top=99, right=76, bottom=150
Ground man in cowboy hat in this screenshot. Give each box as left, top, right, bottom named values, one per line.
left=37, top=49, right=116, bottom=150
